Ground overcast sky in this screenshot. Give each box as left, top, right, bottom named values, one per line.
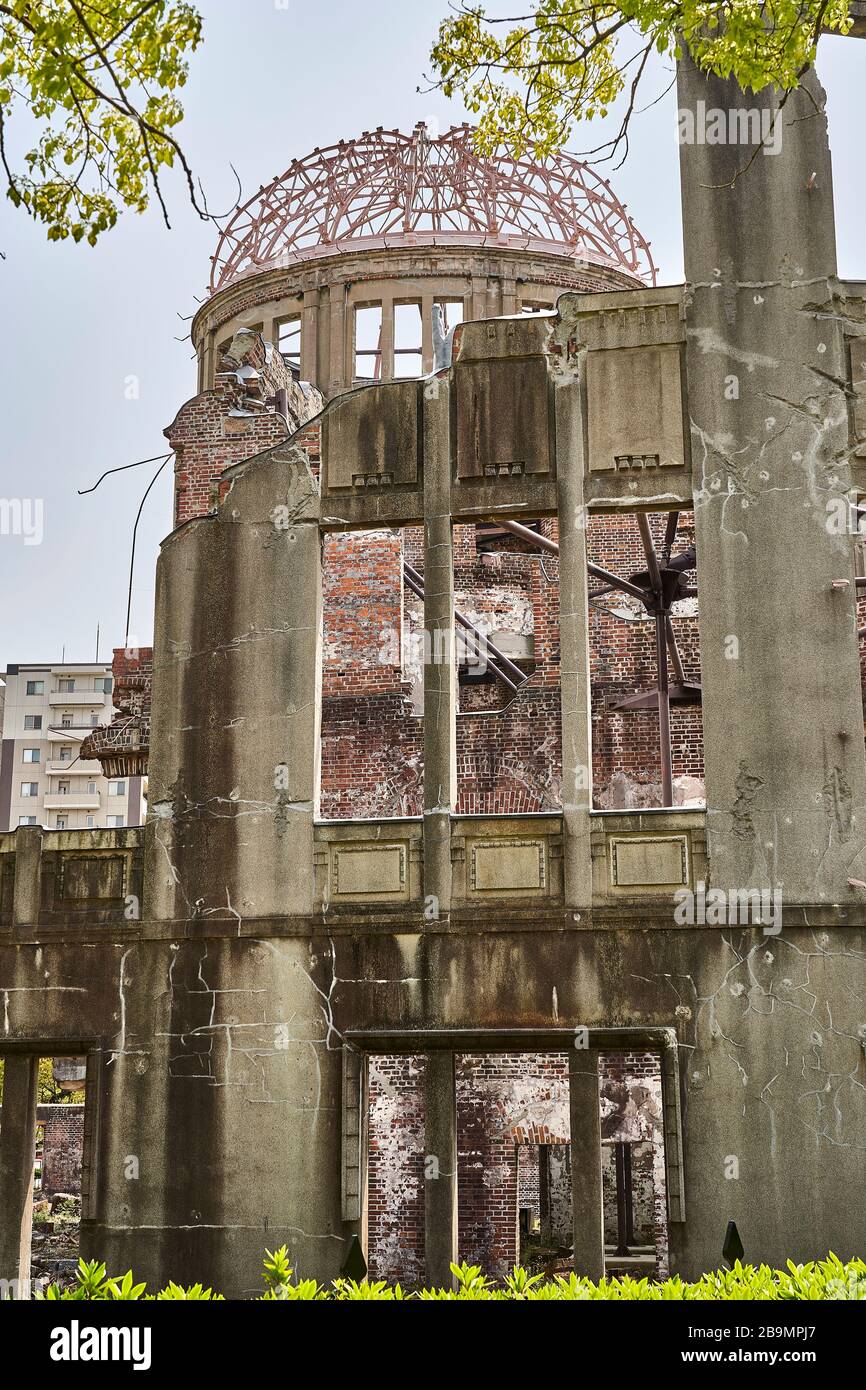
left=0, top=4, right=862, bottom=672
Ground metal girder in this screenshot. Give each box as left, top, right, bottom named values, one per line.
left=209, top=124, right=657, bottom=291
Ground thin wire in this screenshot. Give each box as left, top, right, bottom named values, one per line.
left=125, top=455, right=172, bottom=646
left=78, top=452, right=173, bottom=496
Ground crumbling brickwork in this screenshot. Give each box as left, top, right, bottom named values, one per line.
left=39, top=1105, right=84, bottom=1196
left=365, top=1050, right=668, bottom=1284
left=81, top=646, right=153, bottom=780
left=167, top=329, right=323, bottom=526
left=318, top=509, right=702, bottom=818
left=366, top=1055, right=426, bottom=1283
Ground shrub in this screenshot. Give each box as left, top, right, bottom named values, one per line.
left=29, top=1251, right=866, bottom=1301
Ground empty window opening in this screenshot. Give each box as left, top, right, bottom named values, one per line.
left=278, top=314, right=302, bottom=372
left=319, top=527, right=423, bottom=819
left=0, top=1054, right=88, bottom=1290
left=366, top=1055, right=427, bottom=1286
left=454, top=518, right=561, bottom=815
left=436, top=299, right=464, bottom=334
left=354, top=304, right=383, bottom=380
left=588, top=509, right=703, bottom=810
left=457, top=1053, right=572, bottom=1280
left=393, top=302, right=423, bottom=378
left=599, top=1052, right=668, bottom=1276
left=364, top=1048, right=669, bottom=1287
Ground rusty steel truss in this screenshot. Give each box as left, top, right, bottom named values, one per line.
left=210, top=123, right=657, bottom=292
left=492, top=514, right=699, bottom=808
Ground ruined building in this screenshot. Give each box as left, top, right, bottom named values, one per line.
left=1, top=56, right=865, bottom=1296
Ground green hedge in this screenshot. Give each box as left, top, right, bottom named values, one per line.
left=32, top=1250, right=866, bottom=1300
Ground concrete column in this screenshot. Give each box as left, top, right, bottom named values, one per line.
left=379, top=294, right=394, bottom=383
left=422, top=377, right=457, bottom=912
left=145, top=442, right=322, bottom=920
left=12, top=825, right=42, bottom=927
left=301, top=289, right=319, bottom=384
left=421, top=292, right=436, bottom=375
left=569, top=1048, right=604, bottom=1279
left=470, top=275, right=488, bottom=321
left=678, top=55, right=866, bottom=900
left=555, top=378, right=593, bottom=907
left=0, top=1053, right=39, bottom=1294
left=424, top=1051, right=457, bottom=1287
left=329, top=285, right=348, bottom=393
left=114, top=442, right=337, bottom=1297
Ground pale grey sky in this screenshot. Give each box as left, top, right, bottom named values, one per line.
left=0, top=3, right=862, bottom=671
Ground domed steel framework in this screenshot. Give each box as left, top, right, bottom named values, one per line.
left=210, top=123, right=656, bottom=292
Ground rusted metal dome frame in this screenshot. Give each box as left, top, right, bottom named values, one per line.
left=210, top=123, right=656, bottom=292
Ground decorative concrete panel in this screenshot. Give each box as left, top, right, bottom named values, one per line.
left=330, top=842, right=409, bottom=900
left=455, top=356, right=551, bottom=479
left=57, top=854, right=126, bottom=904
left=609, top=835, right=689, bottom=890
left=322, top=380, right=420, bottom=490
left=468, top=839, right=547, bottom=893
left=586, top=344, right=685, bottom=472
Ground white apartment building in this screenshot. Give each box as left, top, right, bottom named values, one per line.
left=0, top=663, right=146, bottom=832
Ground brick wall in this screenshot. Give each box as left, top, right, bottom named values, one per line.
left=167, top=329, right=323, bottom=526
left=39, top=1104, right=84, bottom=1195
left=365, top=1049, right=669, bottom=1284
left=456, top=1052, right=571, bottom=1278
left=366, top=1055, right=426, bottom=1283
left=319, top=511, right=702, bottom=817
left=81, top=646, right=153, bottom=779
left=167, top=367, right=705, bottom=814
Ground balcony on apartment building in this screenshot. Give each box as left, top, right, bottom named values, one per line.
left=46, top=724, right=100, bottom=742
left=43, top=792, right=101, bottom=810
left=46, top=758, right=103, bottom=775
left=47, top=688, right=108, bottom=707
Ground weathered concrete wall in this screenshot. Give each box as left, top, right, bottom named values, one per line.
left=1, top=914, right=863, bottom=1290
left=1, top=55, right=865, bottom=1298
left=679, top=55, right=866, bottom=903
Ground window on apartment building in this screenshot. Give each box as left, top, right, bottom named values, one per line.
left=87, top=781, right=96, bottom=794
left=58, top=780, right=70, bottom=795
left=24, top=714, right=43, bottom=730
left=393, top=303, right=423, bottom=378
left=278, top=314, right=302, bottom=371
left=58, top=679, right=76, bottom=692
left=23, top=748, right=40, bottom=763
left=61, top=715, right=72, bottom=728
left=56, top=816, right=68, bottom=830
left=18, top=815, right=38, bottom=826
left=354, top=304, right=383, bottom=380
left=94, top=676, right=113, bottom=693
left=106, top=814, right=124, bottom=828
left=86, top=815, right=95, bottom=828
left=59, top=747, right=73, bottom=761
left=21, top=782, right=38, bottom=797
left=107, top=780, right=126, bottom=797
left=25, top=680, right=44, bottom=695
